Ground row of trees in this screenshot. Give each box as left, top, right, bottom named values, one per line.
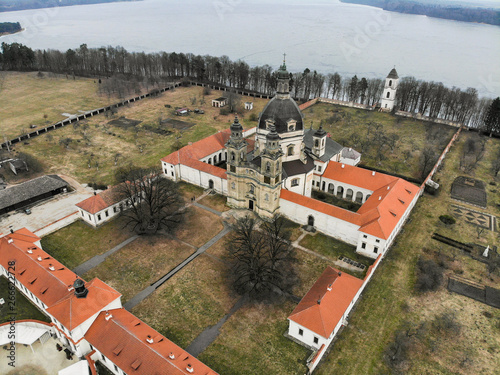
left=0, top=42, right=495, bottom=129
left=0, top=22, right=22, bottom=34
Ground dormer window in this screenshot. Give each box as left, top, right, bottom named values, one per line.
left=266, top=119, right=275, bottom=130
left=287, top=119, right=296, bottom=132
left=248, top=184, right=255, bottom=194
left=291, top=178, right=299, bottom=187
left=288, top=124, right=295, bottom=131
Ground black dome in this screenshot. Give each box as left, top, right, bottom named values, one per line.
left=258, top=97, right=303, bottom=133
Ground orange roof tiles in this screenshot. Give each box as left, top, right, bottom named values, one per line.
left=0, top=229, right=121, bottom=331
left=321, top=162, right=397, bottom=191
left=76, top=185, right=123, bottom=214
left=85, top=309, right=218, bottom=375
left=288, top=267, right=363, bottom=338
left=46, top=278, right=121, bottom=331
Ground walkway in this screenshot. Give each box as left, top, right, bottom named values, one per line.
left=72, top=236, right=138, bottom=276
left=123, top=225, right=231, bottom=310
left=186, top=295, right=247, bottom=357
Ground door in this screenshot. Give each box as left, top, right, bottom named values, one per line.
left=249, top=200, right=254, bottom=210
left=209, top=180, right=214, bottom=189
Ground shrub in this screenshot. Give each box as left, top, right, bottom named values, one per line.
left=432, top=312, right=461, bottom=335
left=384, top=330, right=413, bottom=371
left=88, top=182, right=108, bottom=191
left=249, top=113, right=258, bottom=122
left=17, top=152, right=44, bottom=174
left=439, top=214, right=456, bottom=225
left=415, top=257, right=443, bottom=292
left=220, top=107, right=230, bottom=116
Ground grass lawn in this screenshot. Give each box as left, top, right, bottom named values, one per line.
left=0, top=277, right=50, bottom=324
left=178, top=181, right=205, bottom=203
left=199, top=300, right=310, bottom=375
left=303, top=102, right=457, bottom=180
left=314, top=131, right=500, bottom=375
left=83, top=236, right=194, bottom=303
left=131, top=248, right=237, bottom=348
left=7, top=80, right=268, bottom=186
left=40, top=217, right=133, bottom=270
left=198, top=193, right=230, bottom=212
left=0, top=71, right=106, bottom=139
left=292, top=249, right=335, bottom=296
left=300, top=232, right=373, bottom=268
left=174, top=206, right=224, bottom=247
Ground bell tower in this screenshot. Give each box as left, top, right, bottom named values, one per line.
left=312, top=125, right=327, bottom=158
left=259, top=124, right=283, bottom=218
left=380, top=67, right=399, bottom=111
left=276, top=54, right=290, bottom=99
left=226, top=116, right=249, bottom=210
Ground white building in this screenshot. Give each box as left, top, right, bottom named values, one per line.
left=380, top=68, right=399, bottom=111
left=76, top=185, right=128, bottom=227
left=0, top=228, right=218, bottom=375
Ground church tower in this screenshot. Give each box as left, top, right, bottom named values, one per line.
left=258, top=124, right=283, bottom=218
left=312, top=125, right=327, bottom=158
left=380, top=68, right=399, bottom=111
left=226, top=117, right=249, bottom=210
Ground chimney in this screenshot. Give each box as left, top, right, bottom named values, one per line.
left=327, top=283, right=332, bottom=291
left=7, top=238, right=13, bottom=244
left=387, top=186, right=390, bottom=190
left=37, top=256, right=43, bottom=262
left=378, top=196, right=382, bottom=201
left=341, top=164, right=345, bottom=169
left=169, top=352, right=175, bottom=360
left=338, top=272, right=342, bottom=277
left=48, top=264, right=55, bottom=271
left=94, top=191, right=96, bottom=196
left=186, top=364, right=194, bottom=373
left=146, top=335, right=154, bottom=344
left=372, top=171, right=376, bottom=176
left=10, top=229, right=14, bottom=234
left=27, top=248, right=33, bottom=254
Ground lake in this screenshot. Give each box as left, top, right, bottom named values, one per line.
left=1, top=0, right=499, bottom=97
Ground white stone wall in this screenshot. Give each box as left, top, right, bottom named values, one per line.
left=279, top=198, right=360, bottom=245
left=318, top=176, right=373, bottom=203
left=356, top=234, right=386, bottom=258
left=288, top=321, right=329, bottom=350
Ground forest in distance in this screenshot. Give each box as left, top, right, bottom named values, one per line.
left=0, top=0, right=140, bottom=13
left=341, top=0, right=500, bottom=26
left=0, top=22, right=22, bottom=35
left=0, top=42, right=496, bottom=133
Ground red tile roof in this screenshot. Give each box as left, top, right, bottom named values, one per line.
left=321, top=162, right=397, bottom=191
left=76, top=185, right=123, bottom=214
left=0, top=229, right=121, bottom=331
left=46, top=278, right=121, bottom=331
left=288, top=266, right=363, bottom=338
left=161, top=129, right=255, bottom=180
left=281, top=165, right=419, bottom=239
left=85, top=309, right=218, bottom=375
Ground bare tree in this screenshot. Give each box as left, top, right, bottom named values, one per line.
left=115, top=167, right=184, bottom=234
left=420, top=149, right=437, bottom=180
left=226, top=215, right=297, bottom=300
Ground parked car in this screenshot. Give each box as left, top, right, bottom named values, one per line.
left=24, top=208, right=32, bottom=215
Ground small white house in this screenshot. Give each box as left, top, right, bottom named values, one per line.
left=245, top=102, right=254, bottom=110
left=76, top=185, right=128, bottom=227
left=212, top=97, right=228, bottom=108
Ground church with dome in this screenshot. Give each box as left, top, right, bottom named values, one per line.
left=161, top=62, right=419, bottom=259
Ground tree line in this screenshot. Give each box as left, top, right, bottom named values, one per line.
left=0, top=42, right=495, bottom=129
left=340, top=0, right=500, bottom=26
left=0, top=22, right=22, bottom=35
left=0, top=0, right=138, bottom=13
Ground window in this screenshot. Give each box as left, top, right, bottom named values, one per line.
left=363, top=235, right=367, bottom=238
left=374, top=247, right=379, bottom=254
left=298, top=329, right=304, bottom=336
left=288, top=145, right=294, bottom=156
left=315, top=139, right=319, bottom=147
left=265, top=194, right=269, bottom=201
left=230, top=165, right=236, bottom=173
left=114, top=206, right=118, bottom=213
left=231, top=182, right=236, bottom=190
left=375, top=239, right=380, bottom=243
left=318, top=166, right=322, bottom=172
left=386, top=91, right=390, bottom=98
left=291, top=178, right=299, bottom=187
left=231, top=152, right=235, bottom=161
left=105, top=210, right=109, bottom=217
left=266, top=162, right=271, bottom=173
left=171, top=172, right=174, bottom=177
left=249, top=184, right=255, bottom=194
left=389, top=79, right=392, bottom=87
left=313, top=337, right=319, bottom=344
left=81, top=211, right=84, bottom=217
left=90, top=344, right=93, bottom=350
left=288, top=124, right=295, bottom=131
left=114, top=364, right=118, bottom=372
left=97, top=214, right=101, bottom=221
left=101, top=354, right=106, bottom=361
left=264, top=176, right=271, bottom=184
left=361, top=242, right=366, bottom=249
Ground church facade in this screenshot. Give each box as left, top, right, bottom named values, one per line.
left=161, top=62, right=418, bottom=259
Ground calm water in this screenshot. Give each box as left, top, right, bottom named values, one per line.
left=1, top=0, right=499, bottom=97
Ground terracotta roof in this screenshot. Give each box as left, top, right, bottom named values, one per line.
left=282, top=164, right=419, bottom=240
left=0, top=231, right=77, bottom=308
left=85, top=309, right=218, bottom=375
left=46, top=278, right=121, bottom=331
left=0, top=229, right=121, bottom=331
left=321, top=162, right=397, bottom=191
left=288, top=267, right=363, bottom=338
left=76, top=185, right=123, bottom=214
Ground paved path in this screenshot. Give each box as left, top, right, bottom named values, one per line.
left=73, top=236, right=138, bottom=276
left=186, top=295, right=247, bottom=357
left=192, top=201, right=222, bottom=216
left=124, top=225, right=231, bottom=311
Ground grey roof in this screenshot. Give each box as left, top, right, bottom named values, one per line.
left=282, top=156, right=315, bottom=178
left=303, top=129, right=344, bottom=162
left=341, top=147, right=361, bottom=160
left=387, top=68, right=399, bottom=79
left=0, top=175, right=68, bottom=211
left=9, top=159, right=27, bottom=169
left=214, top=97, right=227, bottom=101
left=258, top=97, right=304, bottom=133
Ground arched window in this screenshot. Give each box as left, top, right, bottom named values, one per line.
left=214, top=155, right=217, bottom=164
left=208, top=158, right=212, bottom=165
left=231, top=152, right=235, bottom=161
left=308, top=215, right=315, bottom=227
left=288, top=145, right=294, bottom=156
left=266, top=162, right=271, bottom=173
left=249, top=184, right=255, bottom=194
left=386, top=91, right=390, bottom=99
left=389, top=80, right=392, bottom=87
left=265, top=194, right=269, bottom=201
left=231, top=182, right=236, bottom=190
left=315, top=139, right=319, bottom=147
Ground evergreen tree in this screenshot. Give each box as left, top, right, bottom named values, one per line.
left=484, top=97, right=500, bottom=136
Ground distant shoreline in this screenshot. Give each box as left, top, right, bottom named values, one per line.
left=0, top=0, right=141, bottom=13
left=340, top=0, right=500, bottom=26
left=0, top=28, right=25, bottom=37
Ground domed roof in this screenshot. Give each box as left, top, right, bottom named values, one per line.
left=258, top=97, right=304, bottom=133
left=230, top=116, right=243, bottom=132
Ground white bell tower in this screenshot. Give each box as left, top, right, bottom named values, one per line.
left=380, top=68, right=399, bottom=111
